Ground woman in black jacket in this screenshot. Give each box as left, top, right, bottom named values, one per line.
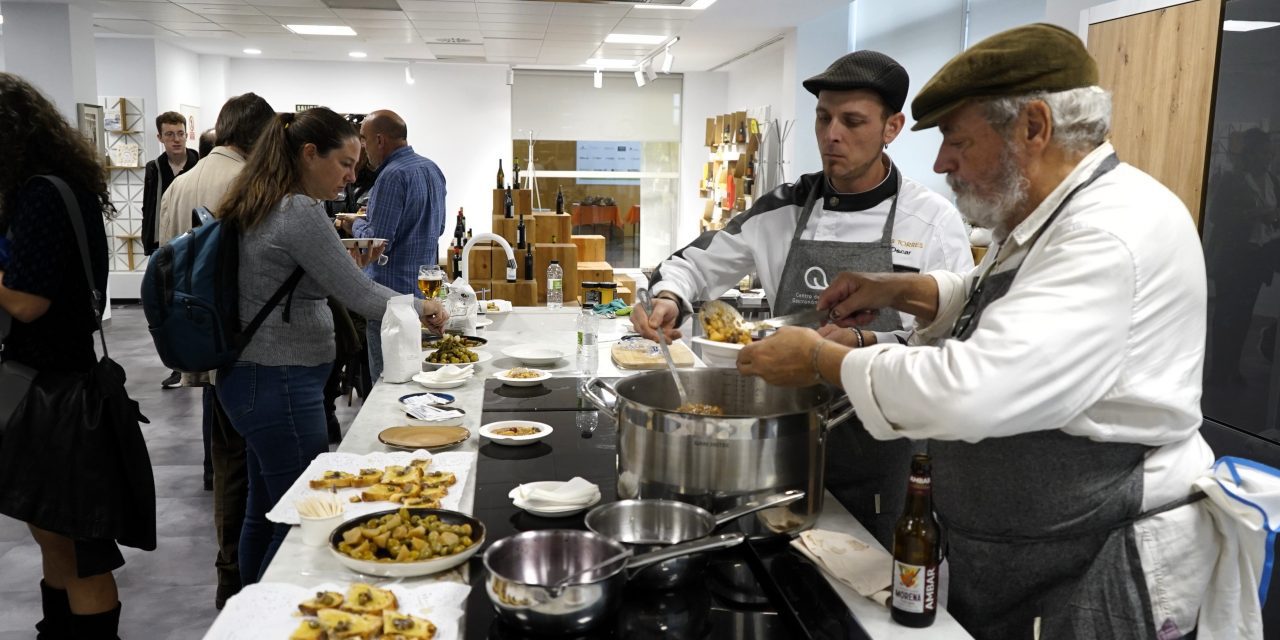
left=0, top=73, right=127, bottom=639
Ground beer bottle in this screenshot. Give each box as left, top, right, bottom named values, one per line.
left=496, top=159, right=504, bottom=190
left=890, top=454, right=940, bottom=628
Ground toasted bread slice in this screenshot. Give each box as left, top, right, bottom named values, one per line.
left=288, top=618, right=325, bottom=640
left=316, top=609, right=381, bottom=640
left=297, top=590, right=344, bottom=615
left=352, top=468, right=383, bottom=488
left=360, top=483, right=399, bottom=503
left=381, top=465, right=423, bottom=486
left=400, top=496, right=441, bottom=508
left=422, top=470, right=456, bottom=487
left=383, top=610, right=438, bottom=639
left=309, top=470, right=356, bottom=490
left=341, top=583, right=398, bottom=615
left=408, top=458, right=430, bottom=470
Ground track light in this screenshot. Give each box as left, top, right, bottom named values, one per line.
left=593, top=69, right=603, bottom=89
left=404, top=64, right=415, bottom=85
left=644, top=61, right=657, bottom=82
left=662, top=47, right=674, bottom=73
left=634, top=69, right=646, bottom=87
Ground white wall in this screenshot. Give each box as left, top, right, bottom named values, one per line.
left=679, top=71, right=729, bottom=247
left=970, top=0, right=1046, bottom=43
left=1045, top=0, right=1105, bottom=33
left=96, top=37, right=160, bottom=157
left=0, top=35, right=6, bottom=71
left=198, top=54, right=229, bottom=130
left=154, top=39, right=201, bottom=147
left=793, top=2, right=856, bottom=180
left=723, top=39, right=786, bottom=122
left=2, top=3, right=96, bottom=121
left=511, top=71, right=682, bottom=142
left=226, top=58, right=512, bottom=257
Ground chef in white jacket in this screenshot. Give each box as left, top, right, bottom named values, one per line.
left=634, top=50, right=973, bottom=549
left=740, top=24, right=1230, bottom=639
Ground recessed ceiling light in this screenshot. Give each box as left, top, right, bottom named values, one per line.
left=0, top=15, right=5, bottom=25
left=1223, top=20, right=1280, bottom=32
left=286, top=24, right=357, bottom=36
left=635, top=0, right=716, bottom=10
left=348, top=51, right=367, bottom=58
left=584, top=57, right=636, bottom=69
left=243, top=48, right=262, bottom=55
left=605, top=33, right=668, bottom=45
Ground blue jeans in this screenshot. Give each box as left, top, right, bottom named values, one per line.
left=366, top=319, right=384, bottom=383
left=216, top=362, right=330, bottom=584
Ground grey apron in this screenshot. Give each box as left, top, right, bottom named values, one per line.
left=775, top=173, right=921, bottom=549
left=935, top=155, right=1163, bottom=640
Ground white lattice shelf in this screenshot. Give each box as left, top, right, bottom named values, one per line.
left=102, top=96, right=147, bottom=273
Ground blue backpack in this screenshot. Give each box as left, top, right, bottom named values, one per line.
left=141, top=207, right=303, bottom=373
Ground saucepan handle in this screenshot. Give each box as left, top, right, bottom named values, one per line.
left=581, top=377, right=619, bottom=414
left=712, top=490, right=806, bottom=528
left=826, top=394, right=857, bottom=430
left=625, top=533, right=746, bottom=576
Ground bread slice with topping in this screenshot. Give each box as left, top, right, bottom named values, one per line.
left=340, top=583, right=398, bottom=615
left=382, top=610, right=438, bottom=639
left=297, top=590, right=344, bottom=615
left=287, top=618, right=325, bottom=640
left=309, top=470, right=356, bottom=490
left=316, top=609, right=381, bottom=639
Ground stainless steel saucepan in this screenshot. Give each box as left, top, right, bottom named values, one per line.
left=483, top=530, right=745, bottom=635
left=585, top=490, right=805, bottom=589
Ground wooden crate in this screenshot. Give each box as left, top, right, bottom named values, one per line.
left=491, top=215, right=535, bottom=249
left=615, top=285, right=634, bottom=305
left=614, top=272, right=636, bottom=293
left=491, top=188, right=533, bottom=217
left=492, top=280, right=537, bottom=307
left=571, top=234, right=606, bottom=262
left=465, top=243, right=505, bottom=282
left=532, top=242, right=578, bottom=304
left=533, top=213, right=572, bottom=245
left=578, top=261, right=613, bottom=285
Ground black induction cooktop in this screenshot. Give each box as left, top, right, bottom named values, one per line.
left=464, top=395, right=872, bottom=640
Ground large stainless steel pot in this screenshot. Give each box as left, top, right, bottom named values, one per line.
left=583, top=368, right=855, bottom=538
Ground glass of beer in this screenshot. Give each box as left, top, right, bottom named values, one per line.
left=419, top=265, right=445, bottom=298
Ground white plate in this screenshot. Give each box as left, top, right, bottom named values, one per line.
left=690, top=336, right=746, bottom=368
left=491, top=368, right=552, bottom=387
left=328, top=508, right=483, bottom=578
left=502, top=345, right=566, bottom=366
left=204, top=581, right=468, bottom=640
left=339, top=237, right=386, bottom=250
left=479, top=420, right=553, bottom=446
left=481, top=299, right=513, bottom=315
left=509, top=482, right=602, bottom=517
left=422, top=350, right=492, bottom=369
left=411, top=371, right=472, bottom=389
left=475, top=318, right=494, bottom=329
left=264, top=450, right=476, bottom=525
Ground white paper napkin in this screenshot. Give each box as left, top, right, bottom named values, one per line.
left=510, top=477, right=600, bottom=507
left=790, top=529, right=893, bottom=606
left=431, top=365, right=473, bottom=381
left=403, top=397, right=464, bottom=422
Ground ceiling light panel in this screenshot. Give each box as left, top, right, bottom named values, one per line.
left=286, top=23, right=357, bottom=35
left=604, top=33, right=667, bottom=44
left=1223, top=20, right=1280, bottom=32
left=243, top=47, right=262, bottom=54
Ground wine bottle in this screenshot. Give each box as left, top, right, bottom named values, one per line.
left=513, top=160, right=521, bottom=187
left=517, top=211, right=526, bottom=250
left=466, top=227, right=473, bottom=241
left=523, top=244, right=534, bottom=281
left=496, top=160, right=504, bottom=190
left=555, top=187, right=565, bottom=214
left=722, top=121, right=730, bottom=144
left=504, top=188, right=514, bottom=219
left=736, top=119, right=747, bottom=144
left=450, top=244, right=462, bottom=280
left=453, top=207, right=465, bottom=243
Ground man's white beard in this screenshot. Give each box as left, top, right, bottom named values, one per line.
left=948, top=144, right=1029, bottom=233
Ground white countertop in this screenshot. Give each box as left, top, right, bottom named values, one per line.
left=244, top=308, right=971, bottom=639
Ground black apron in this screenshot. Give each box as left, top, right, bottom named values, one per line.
left=934, top=154, right=1162, bottom=640
left=774, top=173, right=922, bottom=549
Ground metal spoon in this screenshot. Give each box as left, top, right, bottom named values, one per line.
left=636, top=288, right=690, bottom=407
left=549, top=548, right=632, bottom=596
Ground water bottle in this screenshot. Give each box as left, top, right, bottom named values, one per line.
left=576, top=303, right=598, bottom=375
left=546, top=260, right=564, bottom=309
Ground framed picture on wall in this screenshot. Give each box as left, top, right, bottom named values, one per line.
left=76, top=102, right=107, bottom=163
left=180, top=103, right=200, bottom=145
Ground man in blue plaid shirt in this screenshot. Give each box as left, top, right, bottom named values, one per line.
left=342, top=110, right=446, bottom=381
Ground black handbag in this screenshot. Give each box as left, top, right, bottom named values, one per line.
left=0, top=176, right=156, bottom=550
left=0, top=227, right=33, bottom=434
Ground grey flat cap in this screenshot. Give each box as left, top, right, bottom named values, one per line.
left=803, top=50, right=910, bottom=113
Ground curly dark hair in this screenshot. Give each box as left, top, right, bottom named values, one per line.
left=0, top=73, right=114, bottom=220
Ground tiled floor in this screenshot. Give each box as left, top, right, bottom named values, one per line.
left=0, top=305, right=361, bottom=639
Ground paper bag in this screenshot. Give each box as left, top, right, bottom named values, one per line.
left=380, top=295, right=421, bottom=383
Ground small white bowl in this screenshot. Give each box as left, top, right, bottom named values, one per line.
left=480, top=420, right=553, bottom=446
left=340, top=237, right=387, bottom=250
left=422, top=350, right=492, bottom=369
left=502, top=345, right=566, bottom=366
left=299, top=512, right=344, bottom=546
left=691, top=337, right=746, bottom=368
left=492, top=368, right=552, bottom=387
left=411, top=371, right=471, bottom=390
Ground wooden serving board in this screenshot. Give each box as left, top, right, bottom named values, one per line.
left=611, top=340, right=697, bottom=369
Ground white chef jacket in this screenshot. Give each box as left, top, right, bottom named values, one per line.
left=650, top=159, right=973, bottom=344
left=838, top=142, right=1224, bottom=636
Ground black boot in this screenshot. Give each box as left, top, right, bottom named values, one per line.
left=35, top=581, right=71, bottom=640
left=69, top=602, right=121, bottom=640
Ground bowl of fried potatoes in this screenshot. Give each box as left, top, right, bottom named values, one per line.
left=329, top=507, right=485, bottom=578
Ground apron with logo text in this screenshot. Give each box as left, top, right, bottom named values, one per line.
left=934, top=155, right=1165, bottom=640
left=775, top=175, right=920, bottom=549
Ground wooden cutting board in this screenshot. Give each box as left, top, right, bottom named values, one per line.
left=611, top=339, right=697, bottom=369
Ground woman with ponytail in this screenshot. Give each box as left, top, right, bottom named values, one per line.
left=215, top=107, right=446, bottom=583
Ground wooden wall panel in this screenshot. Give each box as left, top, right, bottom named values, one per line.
left=1087, top=0, right=1223, bottom=226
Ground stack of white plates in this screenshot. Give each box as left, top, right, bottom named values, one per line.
left=508, top=478, right=602, bottom=518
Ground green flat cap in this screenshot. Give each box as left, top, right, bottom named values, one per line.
left=910, top=23, right=1098, bottom=131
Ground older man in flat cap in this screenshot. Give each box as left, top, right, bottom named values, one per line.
left=740, top=24, right=1220, bottom=639
left=634, top=50, right=972, bottom=547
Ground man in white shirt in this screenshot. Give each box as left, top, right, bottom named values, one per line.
left=739, top=24, right=1216, bottom=639
left=634, top=51, right=973, bottom=548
